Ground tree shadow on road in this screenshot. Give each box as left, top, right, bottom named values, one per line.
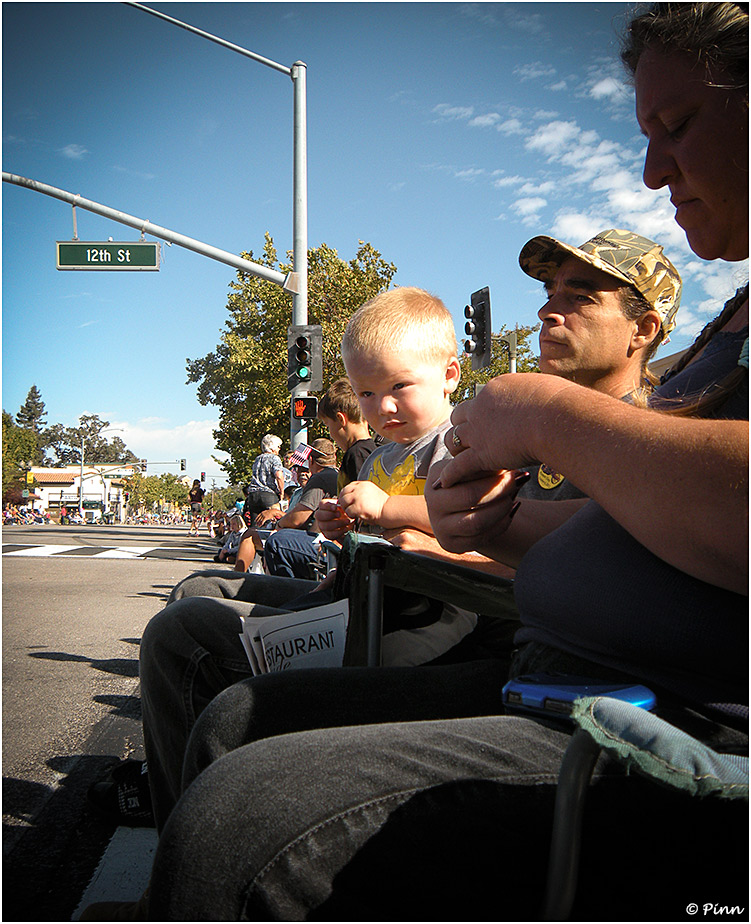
left=27, top=651, right=139, bottom=678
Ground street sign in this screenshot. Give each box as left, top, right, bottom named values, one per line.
left=56, top=241, right=160, bottom=271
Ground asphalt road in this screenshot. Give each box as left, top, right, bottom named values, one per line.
left=2, top=524, right=222, bottom=921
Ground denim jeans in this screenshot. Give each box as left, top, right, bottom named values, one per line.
left=140, top=573, right=747, bottom=919
left=141, top=570, right=318, bottom=830
left=146, top=704, right=746, bottom=921
left=263, top=528, right=320, bottom=579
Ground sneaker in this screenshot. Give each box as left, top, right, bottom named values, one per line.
left=87, top=759, right=155, bottom=827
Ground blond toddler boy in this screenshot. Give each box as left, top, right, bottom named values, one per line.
left=317, top=286, right=477, bottom=664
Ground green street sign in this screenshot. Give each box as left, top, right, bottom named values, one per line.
left=56, top=241, right=160, bottom=271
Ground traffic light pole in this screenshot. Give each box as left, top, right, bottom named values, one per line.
left=290, top=61, right=310, bottom=450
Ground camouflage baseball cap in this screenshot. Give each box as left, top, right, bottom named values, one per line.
left=519, top=229, right=682, bottom=335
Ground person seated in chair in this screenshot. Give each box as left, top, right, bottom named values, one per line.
left=252, top=438, right=338, bottom=579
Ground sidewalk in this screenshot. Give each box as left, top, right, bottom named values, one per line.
left=72, top=827, right=157, bottom=920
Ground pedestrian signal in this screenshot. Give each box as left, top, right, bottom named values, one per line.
left=292, top=396, right=319, bottom=419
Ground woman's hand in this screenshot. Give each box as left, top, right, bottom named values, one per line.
left=425, top=463, right=524, bottom=554
left=438, top=373, right=572, bottom=489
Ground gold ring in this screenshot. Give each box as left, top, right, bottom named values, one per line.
left=452, top=430, right=463, bottom=450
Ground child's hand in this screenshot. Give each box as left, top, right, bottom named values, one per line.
left=338, top=481, right=389, bottom=525
left=315, top=498, right=355, bottom=540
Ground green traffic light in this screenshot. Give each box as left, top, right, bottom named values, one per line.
left=298, top=366, right=311, bottom=379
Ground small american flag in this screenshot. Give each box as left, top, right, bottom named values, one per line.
left=288, top=443, right=313, bottom=468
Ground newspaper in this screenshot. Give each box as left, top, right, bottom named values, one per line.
left=239, top=599, right=349, bottom=674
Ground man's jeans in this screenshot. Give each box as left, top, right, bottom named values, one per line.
left=147, top=698, right=744, bottom=920
left=140, top=573, right=746, bottom=919
left=141, top=570, right=318, bottom=830
left=263, top=527, right=320, bottom=579
left=140, top=568, right=511, bottom=830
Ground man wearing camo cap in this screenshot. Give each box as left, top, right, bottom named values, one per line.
left=517, top=228, right=682, bottom=499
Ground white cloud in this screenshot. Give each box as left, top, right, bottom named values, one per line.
left=469, top=112, right=501, bottom=128
left=432, top=103, right=474, bottom=121
left=108, top=417, right=229, bottom=479
left=496, top=118, right=525, bottom=135
left=551, top=213, right=609, bottom=245
left=60, top=143, right=89, bottom=159
left=520, top=180, right=554, bottom=195
left=525, top=120, right=581, bottom=155
left=493, top=174, right=525, bottom=188
left=504, top=8, right=545, bottom=34
left=589, top=77, right=626, bottom=102
left=513, top=62, right=557, bottom=82
left=511, top=196, right=547, bottom=220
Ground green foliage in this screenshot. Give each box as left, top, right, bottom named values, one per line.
left=2, top=410, right=38, bottom=501
left=123, top=473, right=161, bottom=510
left=15, top=385, right=47, bottom=465
left=186, top=234, right=397, bottom=484
left=206, top=484, right=245, bottom=511
left=41, top=412, right=138, bottom=467
left=123, top=472, right=188, bottom=511
left=453, top=325, right=541, bottom=404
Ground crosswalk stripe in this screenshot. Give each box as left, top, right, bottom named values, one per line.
left=4, top=544, right=82, bottom=556
left=3, top=545, right=175, bottom=559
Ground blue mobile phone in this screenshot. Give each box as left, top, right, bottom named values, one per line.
left=502, top=673, right=656, bottom=720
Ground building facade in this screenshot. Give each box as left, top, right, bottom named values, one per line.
left=29, top=464, right=140, bottom=523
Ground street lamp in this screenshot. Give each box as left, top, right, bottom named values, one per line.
left=78, top=427, right=123, bottom=519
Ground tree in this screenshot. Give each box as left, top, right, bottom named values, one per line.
left=16, top=385, right=47, bottom=433
left=41, top=414, right=138, bottom=467
left=123, top=473, right=162, bottom=512
left=186, top=235, right=397, bottom=484
left=158, top=473, right=190, bottom=509
left=15, top=385, right=48, bottom=464
left=2, top=410, right=38, bottom=501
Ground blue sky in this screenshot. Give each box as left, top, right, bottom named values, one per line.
left=3, top=1, right=747, bottom=482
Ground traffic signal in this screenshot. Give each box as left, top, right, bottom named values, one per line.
left=200, top=471, right=205, bottom=482
left=464, top=287, right=492, bottom=370
left=140, top=459, right=148, bottom=472
left=287, top=325, right=323, bottom=392
left=180, top=458, right=186, bottom=471
left=292, top=396, right=319, bottom=419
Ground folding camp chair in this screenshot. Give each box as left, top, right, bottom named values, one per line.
left=543, top=695, right=749, bottom=919
left=336, top=532, right=518, bottom=667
